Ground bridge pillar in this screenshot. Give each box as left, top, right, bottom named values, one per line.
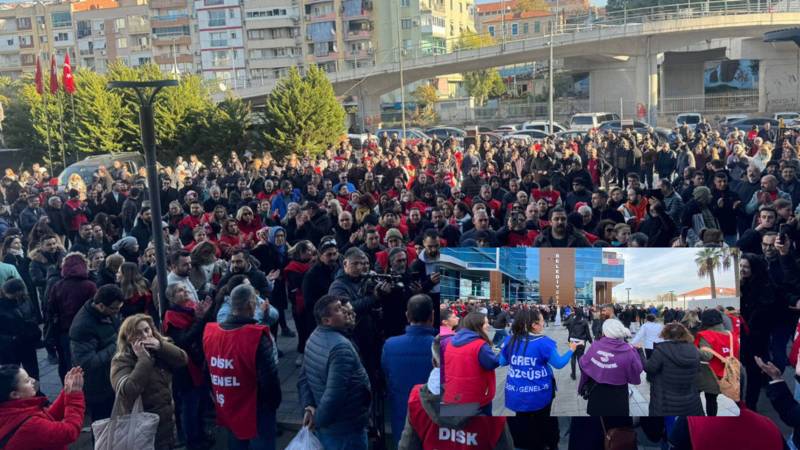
left=634, top=54, right=658, bottom=124
left=358, top=92, right=382, bottom=133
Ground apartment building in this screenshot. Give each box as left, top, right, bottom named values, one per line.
left=194, top=0, right=246, bottom=83
left=482, top=10, right=551, bottom=41
left=476, top=0, right=587, bottom=34
left=242, top=0, right=301, bottom=81
left=73, top=0, right=152, bottom=73
left=150, top=0, right=199, bottom=75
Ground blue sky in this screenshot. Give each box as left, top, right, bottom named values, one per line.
left=610, top=249, right=737, bottom=303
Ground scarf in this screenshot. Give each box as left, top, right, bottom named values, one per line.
left=268, top=226, right=287, bottom=255
left=7, top=248, right=23, bottom=257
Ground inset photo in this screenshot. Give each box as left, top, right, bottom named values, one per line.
left=438, top=247, right=741, bottom=417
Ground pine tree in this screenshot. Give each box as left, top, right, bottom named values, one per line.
left=261, top=65, right=345, bottom=158
left=72, top=69, right=125, bottom=154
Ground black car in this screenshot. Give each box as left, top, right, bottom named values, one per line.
left=727, top=117, right=780, bottom=130
left=598, top=120, right=651, bottom=134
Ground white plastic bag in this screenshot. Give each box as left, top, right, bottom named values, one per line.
left=286, top=426, right=323, bottom=450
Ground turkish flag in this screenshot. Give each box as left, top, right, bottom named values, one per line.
left=34, top=57, right=43, bottom=95
left=63, top=53, right=75, bottom=94
left=49, top=55, right=58, bottom=94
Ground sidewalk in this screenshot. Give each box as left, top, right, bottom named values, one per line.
left=489, top=321, right=740, bottom=417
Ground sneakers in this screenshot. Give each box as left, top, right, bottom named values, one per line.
left=295, top=355, right=303, bottom=367
left=281, top=329, right=297, bottom=338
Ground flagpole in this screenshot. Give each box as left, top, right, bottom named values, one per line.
left=44, top=92, right=53, bottom=176
left=70, top=94, right=76, bottom=163
left=57, top=91, right=66, bottom=169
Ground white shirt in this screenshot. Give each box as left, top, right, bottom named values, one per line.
left=631, top=321, right=664, bottom=350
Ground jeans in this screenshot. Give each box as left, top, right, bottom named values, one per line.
left=227, top=407, right=277, bottom=450
left=492, top=328, right=508, bottom=347
left=316, top=428, right=368, bottom=450
left=56, top=333, right=72, bottom=383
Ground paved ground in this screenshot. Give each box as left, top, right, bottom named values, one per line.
left=489, top=321, right=740, bottom=417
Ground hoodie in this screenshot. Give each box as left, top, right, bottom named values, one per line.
left=578, top=336, right=643, bottom=392
left=48, top=254, right=98, bottom=333
left=450, top=329, right=499, bottom=371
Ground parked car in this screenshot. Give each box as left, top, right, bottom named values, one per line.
left=375, top=128, right=430, bottom=146
left=514, top=130, right=550, bottom=140
left=727, top=117, right=780, bottom=130
left=424, top=126, right=467, bottom=142
left=675, top=112, right=703, bottom=129
left=774, top=111, right=800, bottom=126
left=569, top=112, right=619, bottom=131
left=555, top=130, right=588, bottom=143
left=478, top=132, right=503, bottom=145
left=502, top=134, right=535, bottom=145
left=718, top=114, right=749, bottom=134
left=654, top=127, right=680, bottom=148
left=493, top=124, right=521, bottom=134
left=597, top=119, right=651, bottom=134
left=58, top=152, right=145, bottom=188
left=521, top=120, right=566, bottom=134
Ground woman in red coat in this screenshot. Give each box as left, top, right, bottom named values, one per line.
left=0, top=365, right=85, bottom=450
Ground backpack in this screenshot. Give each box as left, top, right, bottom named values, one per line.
left=704, top=332, right=741, bottom=401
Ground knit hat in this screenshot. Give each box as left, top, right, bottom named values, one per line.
left=384, top=228, right=403, bottom=242
left=602, top=319, right=632, bottom=340
left=112, top=236, right=138, bottom=253
left=701, top=309, right=723, bottom=328
left=319, top=236, right=338, bottom=253
left=2, top=278, right=27, bottom=296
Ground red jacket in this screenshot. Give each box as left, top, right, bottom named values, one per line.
left=0, top=391, right=85, bottom=450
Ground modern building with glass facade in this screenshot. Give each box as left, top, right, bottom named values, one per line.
left=439, top=248, right=624, bottom=306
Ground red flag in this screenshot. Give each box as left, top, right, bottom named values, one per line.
left=49, top=55, right=58, bottom=94
left=62, top=53, right=75, bottom=95
left=34, top=57, right=43, bottom=95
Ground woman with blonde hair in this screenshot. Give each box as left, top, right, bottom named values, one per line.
left=66, top=174, right=86, bottom=201
left=110, top=314, right=187, bottom=450
left=236, top=206, right=261, bottom=243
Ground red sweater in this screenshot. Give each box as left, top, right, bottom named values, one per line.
left=0, top=391, right=85, bottom=450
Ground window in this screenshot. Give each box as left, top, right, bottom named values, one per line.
left=117, top=37, right=127, bottom=48
left=247, top=29, right=266, bottom=40
left=21, top=54, right=35, bottom=65
left=488, top=25, right=494, bottom=37
left=16, top=17, right=31, bottom=30
left=401, top=0, right=410, bottom=6
left=39, top=35, right=48, bottom=44
left=51, top=12, right=71, bottom=28
left=228, top=9, right=236, bottom=18
left=205, top=0, right=224, bottom=5
left=534, top=21, right=540, bottom=33
left=211, top=49, right=230, bottom=66
left=209, top=31, right=227, bottom=47
left=208, top=10, right=226, bottom=27
left=401, top=19, right=412, bottom=29
left=115, top=18, right=125, bottom=31
left=19, top=35, right=33, bottom=48
left=54, top=32, right=70, bottom=42
left=523, top=23, right=529, bottom=34
left=511, top=23, right=518, bottom=35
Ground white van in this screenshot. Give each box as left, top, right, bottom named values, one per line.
left=569, top=112, right=619, bottom=131
left=521, top=120, right=566, bottom=134
left=675, top=113, right=704, bottom=129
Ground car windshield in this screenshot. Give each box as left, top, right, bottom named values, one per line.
left=572, top=117, right=594, bottom=125
left=678, top=116, right=700, bottom=124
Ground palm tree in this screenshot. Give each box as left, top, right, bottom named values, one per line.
left=695, top=248, right=722, bottom=299
left=720, top=247, right=741, bottom=297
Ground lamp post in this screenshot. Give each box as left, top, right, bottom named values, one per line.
left=108, top=80, right=178, bottom=322
left=626, top=287, right=631, bottom=304
left=669, top=290, right=675, bottom=309
left=396, top=1, right=406, bottom=139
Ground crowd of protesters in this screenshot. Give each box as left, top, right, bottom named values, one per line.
left=0, top=118, right=798, bottom=449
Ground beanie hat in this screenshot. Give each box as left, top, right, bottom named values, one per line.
left=701, top=309, right=723, bottom=328
left=112, top=236, right=138, bottom=253
left=384, top=228, right=403, bottom=242
left=693, top=186, right=712, bottom=204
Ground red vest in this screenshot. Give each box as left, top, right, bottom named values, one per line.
left=695, top=330, right=739, bottom=378
left=203, top=322, right=268, bottom=440
left=163, top=309, right=204, bottom=387
left=283, top=260, right=310, bottom=314
left=442, top=338, right=495, bottom=407
left=408, top=385, right=505, bottom=450
left=789, top=319, right=800, bottom=368
left=65, top=198, right=88, bottom=231
left=688, top=405, right=783, bottom=450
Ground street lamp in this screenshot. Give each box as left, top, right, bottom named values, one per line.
left=626, top=287, right=631, bottom=304
left=108, top=80, right=178, bottom=322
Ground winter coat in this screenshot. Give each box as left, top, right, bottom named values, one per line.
left=110, top=339, right=188, bottom=449
left=29, top=248, right=64, bottom=290
left=19, top=207, right=46, bottom=236
left=566, top=317, right=593, bottom=342
left=69, top=301, right=120, bottom=404
left=644, top=340, right=703, bottom=416
left=47, top=255, right=97, bottom=334
left=534, top=226, right=591, bottom=247
left=0, top=391, right=85, bottom=450
left=381, top=325, right=436, bottom=444
left=0, top=296, right=41, bottom=366
left=298, top=325, right=371, bottom=434
left=328, top=272, right=381, bottom=373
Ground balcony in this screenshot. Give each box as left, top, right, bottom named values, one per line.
left=347, top=49, right=371, bottom=59
left=151, top=0, right=188, bottom=9
left=344, top=29, right=371, bottom=40
left=152, top=35, right=192, bottom=46
left=19, top=39, right=34, bottom=49
left=128, top=23, right=151, bottom=35
left=210, top=39, right=228, bottom=47
left=305, top=0, right=333, bottom=4
left=313, top=51, right=338, bottom=62
left=151, top=14, right=191, bottom=27
left=306, top=12, right=336, bottom=22
left=420, top=23, right=446, bottom=37
left=154, top=53, right=193, bottom=65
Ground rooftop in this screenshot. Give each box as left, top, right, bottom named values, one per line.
left=677, top=287, right=737, bottom=297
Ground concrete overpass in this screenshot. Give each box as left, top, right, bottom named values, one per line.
left=224, top=3, right=800, bottom=126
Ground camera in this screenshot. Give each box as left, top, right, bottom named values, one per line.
left=365, top=272, right=404, bottom=287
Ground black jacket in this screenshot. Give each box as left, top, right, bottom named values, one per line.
left=566, top=317, right=592, bottom=342
left=0, top=297, right=41, bottom=365
left=644, top=340, right=703, bottom=416
left=534, top=226, right=590, bottom=247
left=219, top=315, right=281, bottom=411
left=69, top=301, right=120, bottom=403
left=766, top=379, right=800, bottom=449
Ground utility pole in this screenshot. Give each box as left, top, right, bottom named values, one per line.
left=396, top=1, right=406, bottom=139
left=626, top=287, right=631, bottom=304
left=548, top=0, right=558, bottom=131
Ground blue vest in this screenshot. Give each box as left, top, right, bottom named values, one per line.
left=501, top=334, right=556, bottom=412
